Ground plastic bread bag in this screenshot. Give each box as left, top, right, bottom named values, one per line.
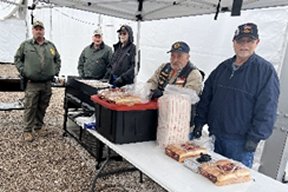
left=191, top=127, right=215, bottom=152
left=157, top=85, right=199, bottom=147
left=184, top=157, right=206, bottom=173
left=123, top=82, right=152, bottom=103
left=164, top=84, right=199, bottom=104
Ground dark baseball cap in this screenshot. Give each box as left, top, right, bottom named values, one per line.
left=117, top=25, right=128, bottom=33
left=233, top=23, right=259, bottom=40
left=167, top=41, right=190, bottom=53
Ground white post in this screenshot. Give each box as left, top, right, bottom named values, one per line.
left=49, top=5, right=53, bottom=41
left=134, top=20, right=141, bottom=84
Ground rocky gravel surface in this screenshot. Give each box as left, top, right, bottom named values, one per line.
left=0, top=88, right=166, bottom=192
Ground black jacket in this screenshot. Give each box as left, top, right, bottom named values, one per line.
left=105, top=25, right=136, bottom=87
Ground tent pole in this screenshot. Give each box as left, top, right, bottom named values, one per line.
left=134, top=0, right=143, bottom=83
left=134, top=20, right=141, bottom=84
left=49, top=5, right=52, bottom=41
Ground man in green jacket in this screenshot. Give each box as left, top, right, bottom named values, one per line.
left=14, top=20, right=61, bottom=142
left=77, top=28, right=112, bottom=79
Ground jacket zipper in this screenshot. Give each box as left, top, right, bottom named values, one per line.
left=230, top=70, right=235, bottom=79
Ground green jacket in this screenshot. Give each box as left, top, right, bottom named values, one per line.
left=78, top=42, right=112, bottom=79
left=14, top=38, right=61, bottom=81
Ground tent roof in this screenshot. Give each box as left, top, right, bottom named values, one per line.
left=46, top=0, right=288, bottom=21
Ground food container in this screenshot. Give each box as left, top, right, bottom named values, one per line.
left=91, top=95, right=158, bottom=144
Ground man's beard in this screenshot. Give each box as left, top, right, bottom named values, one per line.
left=171, top=62, right=182, bottom=70
left=35, top=34, right=44, bottom=41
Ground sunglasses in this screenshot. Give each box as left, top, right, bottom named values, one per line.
left=119, top=32, right=127, bottom=36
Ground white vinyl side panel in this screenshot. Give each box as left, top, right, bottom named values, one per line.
left=0, top=19, right=26, bottom=63
left=259, top=26, right=288, bottom=181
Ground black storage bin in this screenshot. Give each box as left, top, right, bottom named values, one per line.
left=95, top=102, right=158, bottom=144
left=0, top=78, right=22, bottom=91
left=66, top=76, right=110, bottom=107
left=66, top=77, right=98, bottom=106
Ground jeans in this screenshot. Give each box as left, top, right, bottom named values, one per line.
left=214, top=136, right=254, bottom=168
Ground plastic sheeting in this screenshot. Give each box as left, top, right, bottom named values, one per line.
left=0, top=18, right=26, bottom=63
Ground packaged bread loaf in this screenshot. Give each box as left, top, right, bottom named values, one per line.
left=165, top=142, right=207, bottom=163
left=198, top=159, right=251, bottom=186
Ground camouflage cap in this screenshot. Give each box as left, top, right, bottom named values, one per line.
left=33, top=20, right=44, bottom=28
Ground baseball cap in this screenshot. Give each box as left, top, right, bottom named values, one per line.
left=167, top=41, right=190, bottom=53
left=33, top=20, right=44, bottom=28
left=117, top=25, right=128, bottom=33
left=233, top=23, right=259, bottom=40
left=93, top=28, right=103, bottom=36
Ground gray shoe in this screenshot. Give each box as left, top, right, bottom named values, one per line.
left=34, top=128, right=48, bottom=137
left=23, top=132, right=34, bottom=142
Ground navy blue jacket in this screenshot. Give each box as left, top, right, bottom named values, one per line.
left=194, top=53, right=280, bottom=142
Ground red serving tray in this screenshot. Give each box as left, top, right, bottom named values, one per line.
left=90, top=95, right=158, bottom=111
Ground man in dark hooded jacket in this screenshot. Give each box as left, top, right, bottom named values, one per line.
left=104, top=25, right=136, bottom=87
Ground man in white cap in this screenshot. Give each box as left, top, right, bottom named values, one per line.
left=78, top=28, right=112, bottom=79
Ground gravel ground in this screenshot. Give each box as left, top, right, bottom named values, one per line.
left=0, top=89, right=167, bottom=192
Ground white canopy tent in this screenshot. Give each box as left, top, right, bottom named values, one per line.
left=1, top=0, right=288, bottom=182
left=45, top=0, right=288, bottom=21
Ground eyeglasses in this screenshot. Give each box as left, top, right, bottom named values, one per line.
left=119, top=32, right=127, bottom=36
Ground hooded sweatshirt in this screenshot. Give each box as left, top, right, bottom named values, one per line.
left=105, top=25, right=136, bottom=86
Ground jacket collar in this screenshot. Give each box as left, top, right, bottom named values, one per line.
left=90, top=42, right=105, bottom=49
left=226, top=53, right=257, bottom=70
left=31, top=38, right=48, bottom=45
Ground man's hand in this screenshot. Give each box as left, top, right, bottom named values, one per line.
left=150, top=89, right=163, bottom=99
left=244, top=139, right=259, bottom=152
left=103, top=72, right=111, bottom=80
left=189, top=126, right=203, bottom=140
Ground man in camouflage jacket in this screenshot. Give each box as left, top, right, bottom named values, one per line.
left=14, top=20, right=61, bottom=142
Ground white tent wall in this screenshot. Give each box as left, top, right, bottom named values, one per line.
left=139, top=7, right=288, bottom=81
left=0, top=18, right=26, bottom=63
left=16, top=6, right=288, bottom=82
left=23, top=6, right=137, bottom=76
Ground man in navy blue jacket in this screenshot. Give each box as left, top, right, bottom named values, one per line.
left=191, top=23, right=280, bottom=168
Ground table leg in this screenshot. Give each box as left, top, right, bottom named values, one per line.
left=139, top=171, right=143, bottom=183
left=91, top=148, right=111, bottom=192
